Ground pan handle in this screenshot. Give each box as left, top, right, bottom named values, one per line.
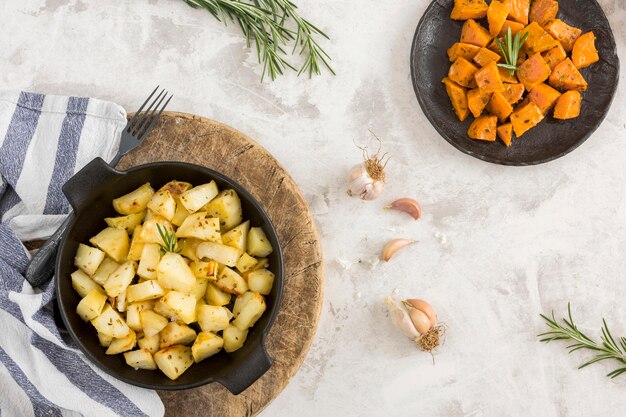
left=218, top=342, right=272, bottom=395
left=62, top=157, right=124, bottom=212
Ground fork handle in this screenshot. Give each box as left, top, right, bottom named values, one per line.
left=25, top=214, right=74, bottom=288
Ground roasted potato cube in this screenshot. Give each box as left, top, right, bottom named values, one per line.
left=161, top=291, right=197, bottom=324
left=196, top=241, right=242, bottom=267
left=192, top=332, right=224, bottom=363
left=171, top=200, right=191, bottom=227
left=246, top=269, right=275, bottom=295
left=205, top=283, right=232, bottom=306
left=138, top=333, right=160, bottom=354
left=223, top=325, right=248, bottom=353
left=233, top=291, right=256, bottom=317
left=159, top=322, right=196, bottom=349
left=189, top=260, right=218, bottom=281
left=139, top=218, right=174, bottom=245
left=76, top=289, right=107, bottom=321
left=221, top=220, right=250, bottom=252
left=232, top=293, right=266, bottom=330
left=103, top=261, right=136, bottom=297
left=156, top=252, right=196, bottom=293
left=203, top=189, right=242, bottom=231
left=236, top=253, right=258, bottom=274
left=126, top=301, right=155, bottom=332
left=124, top=348, right=157, bottom=370
left=71, top=269, right=104, bottom=298
left=190, top=278, right=209, bottom=301
left=91, top=304, right=131, bottom=338
left=216, top=267, right=248, bottom=295
left=74, top=243, right=105, bottom=276
left=97, top=332, right=113, bottom=347
left=154, top=345, right=194, bottom=380
left=104, top=211, right=146, bottom=235
left=158, top=181, right=193, bottom=199
left=89, top=227, right=129, bottom=263
left=247, top=227, right=273, bottom=257
left=112, top=183, right=154, bottom=215
left=140, top=310, right=169, bottom=337
left=116, top=290, right=128, bottom=312
left=137, top=243, right=161, bottom=279
left=175, top=212, right=221, bottom=242
left=91, top=257, right=120, bottom=286
left=106, top=330, right=136, bottom=355
left=180, top=182, right=219, bottom=213
left=127, top=225, right=145, bottom=261
left=147, top=189, right=176, bottom=221
left=197, top=305, right=231, bottom=332
left=179, top=238, right=202, bottom=262
left=126, top=280, right=165, bottom=303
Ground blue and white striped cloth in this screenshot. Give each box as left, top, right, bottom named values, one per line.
left=0, top=91, right=164, bottom=417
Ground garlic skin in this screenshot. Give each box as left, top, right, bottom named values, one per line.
left=384, top=296, right=420, bottom=339
left=382, top=238, right=415, bottom=261
left=347, top=163, right=384, bottom=200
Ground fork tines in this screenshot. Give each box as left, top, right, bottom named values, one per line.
left=127, top=86, right=173, bottom=141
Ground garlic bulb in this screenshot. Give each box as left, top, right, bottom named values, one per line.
left=386, top=296, right=445, bottom=354
left=347, top=159, right=386, bottom=200
left=384, top=296, right=420, bottom=339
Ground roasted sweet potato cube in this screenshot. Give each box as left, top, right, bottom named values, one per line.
left=510, top=102, right=544, bottom=137
left=447, top=43, right=482, bottom=62
left=544, top=19, right=582, bottom=52
left=501, top=83, right=525, bottom=104
left=499, top=20, right=525, bottom=36
left=442, top=77, right=470, bottom=121
left=542, top=43, right=567, bottom=70
left=474, top=62, right=505, bottom=93
left=553, top=90, right=582, bottom=119
left=467, top=88, right=492, bottom=118
left=460, top=19, right=492, bottom=47
left=451, top=0, right=488, bottom=20
left=549, top=58, right=587, bottom=91
left=572, top=32, right=599, bottom=69
left=486, top=92, right=513, bottom=122
left=528, top=83, right=561, bottom=115
left=468, top=115, right=497, bottom=141
left=516, top=52, right=551, bottom=91
left=487, top=0, right=509, bottom=37
left=497, top=123, right=513, bottom=146
left=487, top=38, right=504, bottom=56
left=529, top=0, right=558, bottom=26
left=448, top=57, right=480, bottom=88
left=521, top=22, right=559, bottom=54
left=502, top=0, right=530, bottom=25
left=498, top=67, right=518, bottom=84
left=473, top=47, right=501, bottom=67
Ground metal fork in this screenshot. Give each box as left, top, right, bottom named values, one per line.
left=25, top=87, right=172, bottom=287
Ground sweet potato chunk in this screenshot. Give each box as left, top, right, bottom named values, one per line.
left=460, top=19, right=492, bottom=47
left=528, top=83, right=561, bottom=115
left=542, top=43, right=567, bottom=70
left=498, top=67, right=518, bottom=84
left=474, top=62, right=505, bottom=94
left=502, top=0, right=530, bottom=25
left=510, top=102, right=544, bottom=137
left=529, top=0, right=558, bottom=26
left=467, top=88, right=492, bottom=118
left=516, top=52, right=551, bottom=91
left=544, top=19, right=582, bottom=52
left=442, top=77, right=470, bottom=121
left=501, top=83, right=525, bottom=104
left=448, top=57, right=480, bottom=88
left=497, top=123, right=513, bottom=146
left=467, top=115, right=498, bottom=141
left=486, top=92, right=513, bottom=122
left=571, top=32, right=599, bottom=69
left=487, top=1, right=509, bottom=37
left=521, top=22, right=559, bottom=54
left=451, top=0, right=488, bottom=20
left=549, top=58, right=587, bottom=91
left=473, top=47, right=501, bottom=67
left=447, top=43, right=481, bottom=62
left=553, top=90, right=582, bottom=119
left=499, top=20, right=525, bottom=36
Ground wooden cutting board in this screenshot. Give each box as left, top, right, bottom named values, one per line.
left=117, top=112, right=324, bottom=416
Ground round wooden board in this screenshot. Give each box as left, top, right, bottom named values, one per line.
left=116, top=112, right=324, bottom=416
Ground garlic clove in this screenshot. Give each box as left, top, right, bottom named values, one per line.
left=385, top=198, right=421, bottom=220
left=382, top=239, right=415, bottom=262
left=405, top=299, right=437, bottom=328
left=384, top=296, right=420, bottom=339
left=408, top=307, right=432, bottom=334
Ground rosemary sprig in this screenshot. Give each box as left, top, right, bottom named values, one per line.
left=538, top=303, right=626, bottom=378
left=495, top=27, right=529, bottom=76
left=184, top=0, right=333, bottom=81
left=156, top=224, right=184, bottom=254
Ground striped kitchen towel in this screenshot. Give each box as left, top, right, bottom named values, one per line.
left=0, top=91, right=164, bottom=417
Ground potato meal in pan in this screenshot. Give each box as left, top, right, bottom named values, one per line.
left=70, top=180, right=275, bottom=380
left=444, top=0, right=599, bottom=146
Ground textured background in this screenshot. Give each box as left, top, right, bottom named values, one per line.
left=1, top=0, right=625, bottom=415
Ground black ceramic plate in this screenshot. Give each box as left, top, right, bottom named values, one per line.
left=410, top=0, right=619, bottom=165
